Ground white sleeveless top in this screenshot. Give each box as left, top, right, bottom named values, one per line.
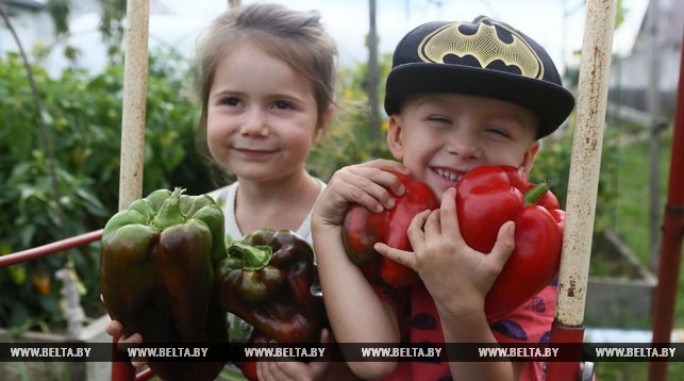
left=207, top=178, right=326, bottom=244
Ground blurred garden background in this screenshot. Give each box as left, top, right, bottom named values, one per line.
left=0, top=0, right=682, bottom=380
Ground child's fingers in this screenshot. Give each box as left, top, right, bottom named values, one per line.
left=406, top=209, right=432, bottom=252
left=130, top=357, right=146, bottom=368
left=260, top=358, right=323, bottom=381
left=319, top=328, right=332, bottom=344
left=347, top=164, right=406, bottom=197
left=363, top=159, right=410, bottom=176
left=307, top=360, right=330, bottom=381
left=332, top=177, right=393, bottom=213
left=423, top=209, right=442, bottom=237
left=373, top=242, right=417, bottom=270
left=331, top=167, right=403, bottom=212
left=439, top=188, right=464, bottom=244
left=114, top=332, right=146, bottom=367
left=489, top=221, right=516, bottom=268
left=119, top=333, right=143, bottom=345
left=373, top=209, right=430, bottom=269
left=106, top=320, right=143, bottom=346
left=259, top=361, right=290, bottom=381
left=105, top=320, right=122, bottom=336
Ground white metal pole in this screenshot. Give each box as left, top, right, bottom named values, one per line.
left=548, top=3, right=617, bottom=378
left=555, top=0, right=617, bottom=327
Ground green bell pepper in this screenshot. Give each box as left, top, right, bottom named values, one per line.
left=100, top=188, right=227, bottom=381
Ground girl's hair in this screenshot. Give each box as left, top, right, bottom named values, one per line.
left=195, top=3, right=338, bottom=184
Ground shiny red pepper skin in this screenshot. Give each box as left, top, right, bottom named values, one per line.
left=342, top=172, right=440, bottom=289
left=455, top=165, right=564, bottom=319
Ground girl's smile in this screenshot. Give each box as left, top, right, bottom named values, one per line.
left=232, top=147, right=279, bottom=161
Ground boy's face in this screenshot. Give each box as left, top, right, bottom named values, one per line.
left=387, top=92, right=541, bottom=197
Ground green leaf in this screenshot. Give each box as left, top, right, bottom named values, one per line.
left=7, top=265, right=27, bottom=285
left=18, top=225, right=36, bottom=249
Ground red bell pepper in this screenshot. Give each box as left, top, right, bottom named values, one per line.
left=218, top=229, right=327, bottom=380
left=342, top=172, right=439, bottom=289
left=455, top=165, right=564, bottom=319
left=218, top=229, right=326, bottom=344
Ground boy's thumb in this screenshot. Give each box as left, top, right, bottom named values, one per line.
left=491, top=221, right=516, bottom=263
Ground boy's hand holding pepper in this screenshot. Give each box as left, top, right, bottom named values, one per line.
left=373, top=187, right=516, bottom=318
left=349, top=165, right=563, bottom=319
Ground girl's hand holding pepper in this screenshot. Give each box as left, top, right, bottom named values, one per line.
left=313, top=160, right=411, bottom=378
left=105, top=320, right=146, bottom=368
left=373, top=187, right=516, bottom=317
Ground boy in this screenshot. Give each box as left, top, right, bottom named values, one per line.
left=312, top=15, right=574, bottom=380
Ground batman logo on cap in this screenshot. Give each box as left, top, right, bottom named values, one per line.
left=417, top=17, right=544, bottom=80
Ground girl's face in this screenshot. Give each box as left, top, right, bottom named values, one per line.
left=206, top=43, right=327, bottom=182
left=387, top=93, right=540, bottom=198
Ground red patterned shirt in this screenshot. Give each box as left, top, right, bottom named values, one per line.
left=377, top=281, right=557, bottom=381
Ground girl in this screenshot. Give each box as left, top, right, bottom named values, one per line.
left=198, top=2, right=335, bottom=243
left=108, top=4, right=356, bottom=380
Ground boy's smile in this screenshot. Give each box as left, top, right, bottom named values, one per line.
left=387, top=92, right=541, bottom=197
left=433, top=167, right=464, bottom=182
left=431, top=167, right=466, bottom=188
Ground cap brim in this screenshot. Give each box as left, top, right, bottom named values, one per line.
left=384, top=63, right=575, bottom=138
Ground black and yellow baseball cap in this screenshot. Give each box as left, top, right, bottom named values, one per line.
left=384, top=16, right=575, bottom=138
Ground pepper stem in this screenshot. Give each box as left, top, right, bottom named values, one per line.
left=228, top=243, right=273, bottom=270
left=153, top=187, right=185, bottom=229
left=524, top=181, right=550, bottom=206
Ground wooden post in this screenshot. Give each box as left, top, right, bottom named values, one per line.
left=117, top=0, right=150, bottom=212
left=113, top=1, right=150, bottom=380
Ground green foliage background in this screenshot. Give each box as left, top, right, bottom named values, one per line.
left=0, top=49, right=213, bottom=330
